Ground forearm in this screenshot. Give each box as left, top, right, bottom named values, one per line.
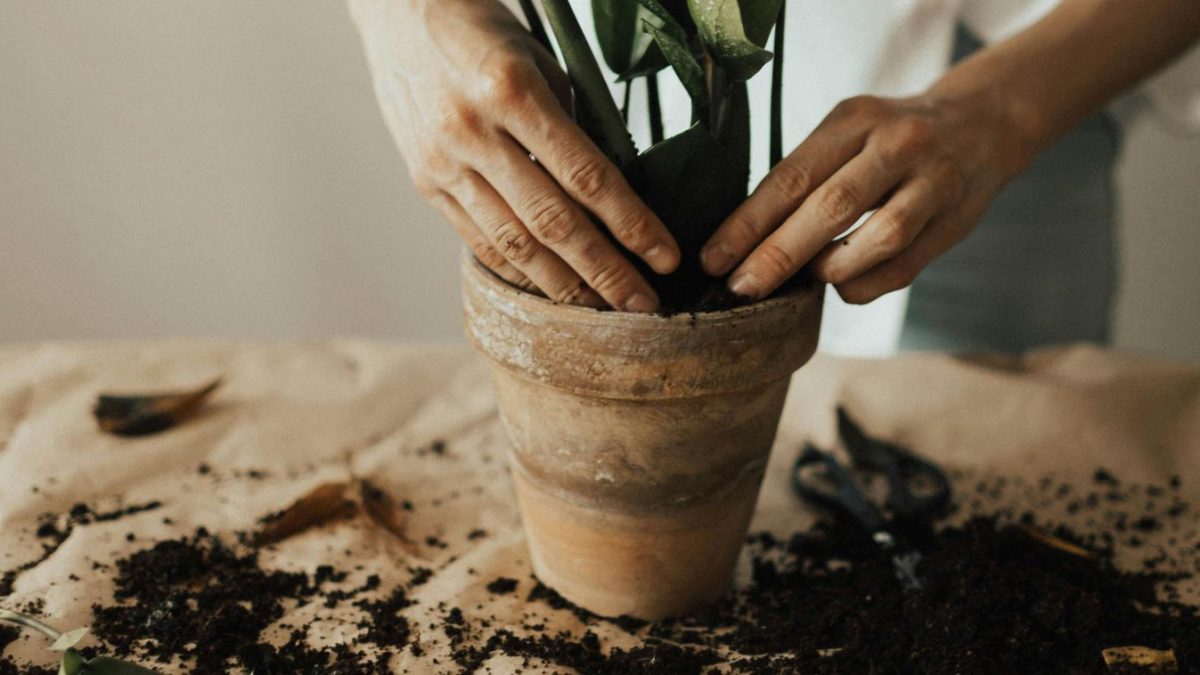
left=931, top=0, right=1200, bottom=171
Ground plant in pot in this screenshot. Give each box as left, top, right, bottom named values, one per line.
left=462, top=0, right=823, bottom=620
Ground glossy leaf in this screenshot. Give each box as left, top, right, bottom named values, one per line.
left=740, top=0, right=783, bottom=46
left=635, top=0, right=706, bottom=112
left=541, top=0, right=637, bottom=166
left=687, top=0, right=774, bottom=81
left=628, top=124, right=746, bottom=300
left=591, top=0, right=654, bottom=74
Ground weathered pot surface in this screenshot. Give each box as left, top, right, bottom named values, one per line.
left=462, top=252, right=823, bottom=619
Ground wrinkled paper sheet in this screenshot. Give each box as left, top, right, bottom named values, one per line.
left=0, top=342, right=1197, bottom=671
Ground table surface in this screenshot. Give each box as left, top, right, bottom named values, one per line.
left=0, top=341, right=1197, bottom=672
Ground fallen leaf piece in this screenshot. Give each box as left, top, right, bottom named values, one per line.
left=93, top=378, right=222, bottom=436
left=1103, top=646, right=1178, bottom=673
left=255, top=482, right=357, bottom=546
left=359, top=480, right=415, bottom=551
left=1018, top=524, right=1096, bottom=558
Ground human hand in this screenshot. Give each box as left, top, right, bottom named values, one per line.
left=700, top=91, right=1032, bottom=304
left=348, top=0, right=679, bottom=312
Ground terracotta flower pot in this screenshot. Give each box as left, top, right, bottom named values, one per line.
left=461, top=253, right=823, bottom=619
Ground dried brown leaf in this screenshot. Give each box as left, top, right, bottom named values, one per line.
left=1102, top=646, right=1178, bottom=673
left=359, top=479, right=418, bottom=554
left=94, top=377, right=222, bottom=436
left=1018, top=525, right=1096, bottom=558
left=255, top=482, right=357, bottom=546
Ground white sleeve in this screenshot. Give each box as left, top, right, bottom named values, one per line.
left=961, top=0, right=1200, bottom=133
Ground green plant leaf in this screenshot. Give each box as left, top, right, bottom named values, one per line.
left=591, top=0, right=655, bottom=74
left=687, top=0, right=774, bottom=81
left=58, top=648, right=85, bottom=675
left=740, top=0, right=783, bottom=46
left=634, top=0, right=706, bottom=112
left=628, top=125, right=747, bottom=299
left=541, top=0, right=637, bottom=167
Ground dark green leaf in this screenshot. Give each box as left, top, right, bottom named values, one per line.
left=716, top=81, right=750, bottom=187
left=628, top=125, right=747, bottom=300
left=541, top=0, right=637, bottom=166
left=59, top=649, right=85, bottom=675
left=740, top=0, right=783, bottom=46
left=641, top=20, right=706, bottom=110
left=591, top=1, right=654, bottom=74
left=687, top=0, right=774, bottom=81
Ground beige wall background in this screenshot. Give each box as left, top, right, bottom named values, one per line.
left=1, top=1, right=1198, bottom=360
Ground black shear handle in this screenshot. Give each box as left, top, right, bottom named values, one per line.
left=792, top=444, right=887, bottom=534
left=836, top=408, right=951, bottom=520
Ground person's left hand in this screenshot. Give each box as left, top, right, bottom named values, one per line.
left=699, top=91, right=1033, bottom=304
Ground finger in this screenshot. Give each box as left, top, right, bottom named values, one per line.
left=809, top=173, right=943, bottom=285
left=699, top=114, right=869, bottom=276
left=452, top=172, right=605, bottom=308
left=834, top=193, right=986, bottom=305
left=429, top=190, right=535, bottom=291
left=726, top=146, right=908, bottom=300
left=504, top=86, right=680, bottom=274
left=482, top=141, right=662, bottom=312
left=529, top=43, right=573, bottom=112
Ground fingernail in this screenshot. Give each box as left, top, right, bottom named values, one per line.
left=645, top=244, right=679, bottom=274
left=728, top=272, right=761, bottom=299
left=623, top=292, right=658, bottom=313
left=701, top=241, right=735, bottom=275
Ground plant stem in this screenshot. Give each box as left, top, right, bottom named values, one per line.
left=647, top=73, right=664, bottom=144
left=0, top=609, right=62, bottom=641
left=540, top=0, right=637, bottom=167
left=621, top=80, right=632, bottom=123
left=770, top=0, right=787, bottom=167
left=517, top=0, right=555, bottom=56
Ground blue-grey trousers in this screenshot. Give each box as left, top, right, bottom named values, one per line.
left=900, top=28, right=1120, bottom=354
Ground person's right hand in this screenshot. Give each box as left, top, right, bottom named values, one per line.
left=348, top=0, right=678, bottom=312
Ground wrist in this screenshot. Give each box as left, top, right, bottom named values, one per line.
left=924, top=71, right=1041, bottom=182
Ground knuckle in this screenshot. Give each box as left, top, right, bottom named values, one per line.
left=474, top=244, right=511, bottom=272
left=562, top=157, right=612, bottom=202
left=814, top=184, right=859, bottom=225
left=612, top=213, right=653, bottom=246
left=835, top=95, right=883, bottom=120
left=874, top=212, right=913, bottom=254
left=524, top=196, right=577, bottom=246
left=492, top=222, right=539, bottom=265
left=586, top=261, right=631, bottom=297
left=433, top=96, right=483, bottom=137
left=479, top=55, right=533, bottom=107
left=728, top=214, right=762, bottom=244
left=754, top=242, right=801, bottom=278
left=553, top=280, right=592, bottom=305
left=879, top=118, right=936, bottom=163
left=770, top=161, right=814, bottom=198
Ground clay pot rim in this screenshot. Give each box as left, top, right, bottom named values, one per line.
left=463, top=251, right=818, bottom=324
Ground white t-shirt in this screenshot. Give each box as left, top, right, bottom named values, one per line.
left=572, top=0, right=1200, bottom=355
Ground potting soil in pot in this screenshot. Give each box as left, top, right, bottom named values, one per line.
left=2, top=467, right=1196, bottom=674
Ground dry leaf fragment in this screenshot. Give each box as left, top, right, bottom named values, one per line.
left=359, top=479, right=418, bottom=554
left=255, top=482, right=357, bottom=546
left=1018, top=525, right=1095, bottom=558
left=93, top=378, right=222, bottom=436
left=1102, top=646, right=1178, bottom=673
